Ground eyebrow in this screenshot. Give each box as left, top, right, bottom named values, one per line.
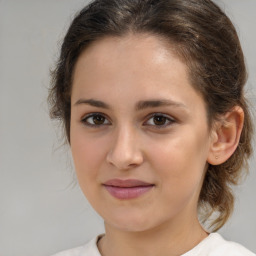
left=135, top=99, right=187, bottom=111
left=74, top=98, right=110, bottom=109
left=74, top=98, right=187, bottom=110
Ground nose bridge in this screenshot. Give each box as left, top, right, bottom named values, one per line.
left=107, top=123, right=143, bottom=169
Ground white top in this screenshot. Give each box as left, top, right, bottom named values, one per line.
left=51, top=233, right=255, bottom=256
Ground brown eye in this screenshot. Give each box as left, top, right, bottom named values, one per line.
left=93, top=114, right=106, bottom=125
left=144, top=113, right=175, bottom=128
left=153, top=115, right=167, bottom=125
left=82, top=113, right=110, bottom=126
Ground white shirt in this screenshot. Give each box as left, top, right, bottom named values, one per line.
left=51, top=233, right=255, bottom=256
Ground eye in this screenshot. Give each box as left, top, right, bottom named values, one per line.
left=81, top=113, right=110, bottom=127
left=144, top=113, right=175, bottom=128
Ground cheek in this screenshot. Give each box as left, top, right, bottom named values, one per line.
left=148, top=129, right=209, bottom=191
left=70, top=130, right=107, bottom=191
left=70, top=123, right=110, bottom=166
left=71, top=143, right=104, bottom=208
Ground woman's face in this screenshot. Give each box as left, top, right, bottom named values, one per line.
left=70, top=34, right=214, bottom=232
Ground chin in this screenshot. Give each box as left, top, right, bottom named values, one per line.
left=103, top=211, right=160, bottom=233
left=108, top=221, right=152, bottom=233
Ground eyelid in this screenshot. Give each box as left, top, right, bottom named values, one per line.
left=80, top=112, right=176, bottom=128
left=81, top=112, right=111, bottom=127
left=143, top=113, right=176, bottom=127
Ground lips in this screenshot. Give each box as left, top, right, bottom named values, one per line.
left=103, top=179, right=154, bottom=200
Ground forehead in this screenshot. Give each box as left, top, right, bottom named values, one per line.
left=73, top=33, right=187, bottom=87
left=72, top=33, right=205, bottom=113
left=78, top=33, right=178, bottom=62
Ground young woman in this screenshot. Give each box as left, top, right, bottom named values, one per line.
left=49, top=0, right=255, bottom=255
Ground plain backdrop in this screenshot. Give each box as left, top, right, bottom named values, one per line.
left=0, top=0, right=255, bottom=255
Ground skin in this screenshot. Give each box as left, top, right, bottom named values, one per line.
left=69, top=34, right=243, bottom=256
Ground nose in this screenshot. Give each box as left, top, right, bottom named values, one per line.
left=106, top=126, right=144, bottom=170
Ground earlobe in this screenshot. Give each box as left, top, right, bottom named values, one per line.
left=207, top=106, right=244, bottom=165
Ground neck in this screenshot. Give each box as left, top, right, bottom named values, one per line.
left=98, top=215, right=208, bottom=256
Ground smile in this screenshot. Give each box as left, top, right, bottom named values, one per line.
left=103, top=179, right=154, bottom=200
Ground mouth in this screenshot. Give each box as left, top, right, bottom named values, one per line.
left=103, top=179, right=154, bottom=200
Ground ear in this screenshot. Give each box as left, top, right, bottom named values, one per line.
left=207, top=106, right=244, bottom=165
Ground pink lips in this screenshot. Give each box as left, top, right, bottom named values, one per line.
left=103, top=179, right=154, bottom=200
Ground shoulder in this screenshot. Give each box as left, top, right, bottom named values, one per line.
left=183, top=233, right=255, bottom=256
left=209, top=233, right=255, bottom=256
left=51, top=236, right=101, bottom=256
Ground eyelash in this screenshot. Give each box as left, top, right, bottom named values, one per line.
left=81, top=112, right=176, bottom=129
left=81, top=113, right=111, bottom=127
left=143, top=113, right=175, bottom=128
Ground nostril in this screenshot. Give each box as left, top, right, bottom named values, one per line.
left=128, top=163, right=139, bottom=168
left=106, top=130, right=144, bottom=169
left=106, top=148, right=143, bottom=170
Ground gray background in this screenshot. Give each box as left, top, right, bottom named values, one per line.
left=0, top=1, right=255, bottom=255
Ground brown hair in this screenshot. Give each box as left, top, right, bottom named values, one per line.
left=48, top=0, right=253, bottom=231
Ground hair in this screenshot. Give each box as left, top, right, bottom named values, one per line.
left=48, top=0, right=253, bottom=231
